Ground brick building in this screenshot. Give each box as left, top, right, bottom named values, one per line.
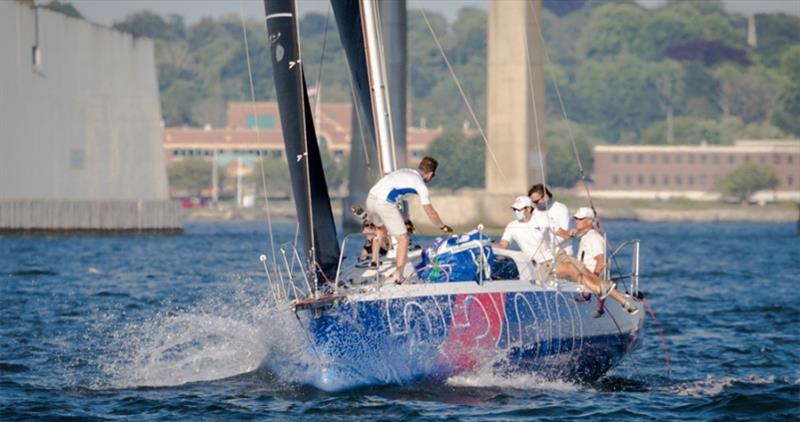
left=163, top=101, right=442, bottom=166
left=591, top=140, right=800, bottom=201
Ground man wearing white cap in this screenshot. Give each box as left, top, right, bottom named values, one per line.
left=497, top=196, right=553, bottom=264
left=573, top=207, right=605, bottom=276
left=498, top=196, right=639, bottom=315
left=570, top=206, right=639, bottom=316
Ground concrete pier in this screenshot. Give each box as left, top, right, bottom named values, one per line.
left=0, top=1, right=181, bottom=234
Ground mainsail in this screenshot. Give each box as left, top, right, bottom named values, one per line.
left=264, top=0, right=339, bottom=281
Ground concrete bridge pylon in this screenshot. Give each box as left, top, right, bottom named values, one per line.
left=486, top=0, right=545, bottom=195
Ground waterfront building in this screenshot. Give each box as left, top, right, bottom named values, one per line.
left=163, top=101, right=442, bottom=168
left=591, top=140, right=800, bottom=201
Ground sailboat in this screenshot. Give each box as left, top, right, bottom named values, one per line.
left=261, top=0, right=645, bottom=392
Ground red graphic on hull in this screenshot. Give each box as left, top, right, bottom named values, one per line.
left=439, top=293, right=506, bottom=373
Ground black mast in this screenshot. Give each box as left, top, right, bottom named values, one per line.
left=263, top=0, right=340, bottom=282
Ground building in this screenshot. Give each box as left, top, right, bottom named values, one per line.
left=163, top=101, right=443, bottom=167
left=591, top=140, right=800, bottom=201
left=0, top=1, right=180, bottom=233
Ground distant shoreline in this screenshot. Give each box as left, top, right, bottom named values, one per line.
left=182, top=203, right=800, bottom=226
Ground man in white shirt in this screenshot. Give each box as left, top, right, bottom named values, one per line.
left=528, top=184, right=573, bottom=255
left=499, top=195, right=639, bottom=315
left=570, top=206, right=639, bottom=316
left=574, top=207, right=605, bottom=276
left=497, top=196, right=553, bottom=264
left=366, top=156, right=452, bottom=284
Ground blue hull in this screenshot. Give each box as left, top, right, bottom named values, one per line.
left=271, top=285, right=644, bottom=391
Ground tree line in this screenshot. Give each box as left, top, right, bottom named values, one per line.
left=57, top=1, right=799, bottom=192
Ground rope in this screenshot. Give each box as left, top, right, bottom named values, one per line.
left=643, top=296, right=672, bottom=377
left=240, top=12, right=277, bottom=263
left=521, top=4, right=549, bottom=196
left=419, top=8, right=507, bottom=183
left=343, top=51, right=373, bottom=171
left=527, top=1, right=601, bottom=225
left=289, top=0, right=318, bottom=280
left=311, top=3, right=332, bottom=122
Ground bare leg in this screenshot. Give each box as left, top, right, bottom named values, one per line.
left=581, top=269, right=631, bottom=307
left=394, top=233, right=409, bottom=281
left=557, top=262, right=631, bottom=308
left=371, top=226, right=386, bottom=265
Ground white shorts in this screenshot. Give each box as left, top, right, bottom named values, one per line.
left=366, top=194, right=406, bottom=237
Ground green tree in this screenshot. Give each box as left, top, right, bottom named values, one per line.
left=772, top=84, right=800, bottom=136
left=544, top=121, right=595, bottom=188
left=778, top=44, right=800, bottom=82
left=578, top=3, right=648, bottom=59
left=168, top=159, right=213, bottom=195
left=245, top=158, right=292, bottom=197
left=754, top=13, right=800, bottom=67
left=647, top=60, right=685, bottom=144
left=318, top=139, right=345, bottom=191
left=716, top=163, right=778, bottom=202
left=161, top=79, right=202, bottom=126
left=641, top=117, right=722, bottom=145
left=43, top=1, right=82, bottom=19
left=425, top=130, right=485, bottom=190
left=574, top=54, right=661, bottom=141
left=112, top=11, right=183, bottom=40
left=634, top=3, right=704, bottom=59
left=713, top=64, right=789, bottom=123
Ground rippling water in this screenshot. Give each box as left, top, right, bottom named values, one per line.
left=1, top=221, right=798, bottom=419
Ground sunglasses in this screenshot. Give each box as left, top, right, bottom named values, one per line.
left=512, top=207, right=528, bottom=212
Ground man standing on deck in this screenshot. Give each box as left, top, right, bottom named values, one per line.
left=529, top=184, right=573, bottom=255
left=366, top=156, right=453, bottom=284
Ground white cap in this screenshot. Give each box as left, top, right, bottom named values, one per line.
left=573, top=207, right=595, bottom=220
left=511, top=196, right=533, bottom=210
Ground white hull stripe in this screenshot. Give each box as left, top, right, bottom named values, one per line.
left=345, top=279, right=587, bottom=302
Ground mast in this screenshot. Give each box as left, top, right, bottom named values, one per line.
left=378, top=0, right=407, bottom=169
left=332, top=0, right=382, bottom=228
left=263, top=0, right=340, bottom=281
left=360, top=0, right=397, bottom=174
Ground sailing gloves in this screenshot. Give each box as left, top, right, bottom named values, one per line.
left=440, top=225, right=454, bottom=234
left=404, top=219, right=416, bottom=234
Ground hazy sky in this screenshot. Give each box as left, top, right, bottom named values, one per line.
left=66, top=0, right=800, bottom=27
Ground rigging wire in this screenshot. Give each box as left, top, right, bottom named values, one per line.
left=419, top=8, right=507, bottom=183
left=343, top=55, right=374, bottom=170
left=520, top=2, right=561, bottom=259
left=312, top=3, right=332, bottom=121
left=526, top=1, right=600, bottom=225
left=290, top=0, right=319, bottom=282
left=523, top=2, right=671, bottom=376
left=240, top=12, right=277, bottom=263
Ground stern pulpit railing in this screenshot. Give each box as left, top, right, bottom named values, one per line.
left=606, top=239, right=641, bottom=297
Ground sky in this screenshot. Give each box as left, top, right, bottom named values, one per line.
left=64, top=0, right=800, bottom=27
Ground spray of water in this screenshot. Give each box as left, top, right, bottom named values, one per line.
left=93, top=278, right=318, bottom=389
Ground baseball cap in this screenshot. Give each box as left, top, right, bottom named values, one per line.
left=511, top=196, right=533, bottom=210
left=573, top=207, right=595, bottom=220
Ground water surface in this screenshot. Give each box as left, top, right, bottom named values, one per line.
left=1, top=221, right=798, bottom=419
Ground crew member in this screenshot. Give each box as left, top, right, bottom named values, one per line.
left=529, top=184, right=573, bottom=255
left=366, top=156, right=452, bottom=284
